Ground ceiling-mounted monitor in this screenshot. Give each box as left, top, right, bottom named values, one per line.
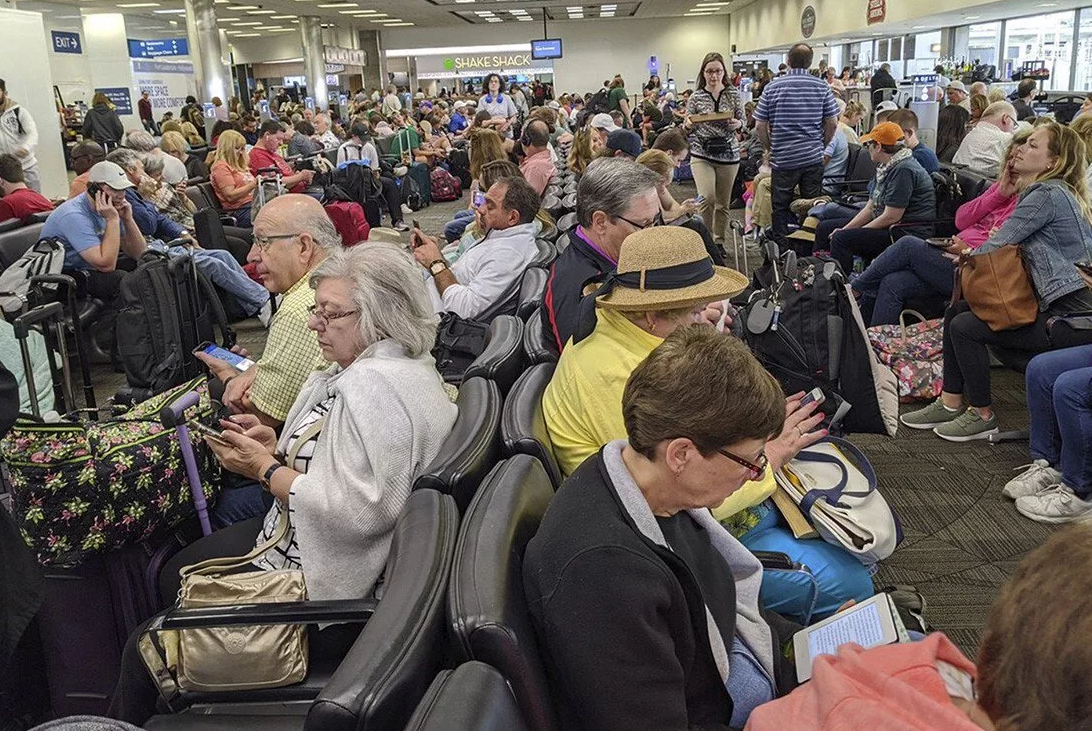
left=532, top=39, right=563, bottom=60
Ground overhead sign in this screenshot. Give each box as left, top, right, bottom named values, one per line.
left=128, top=38, right=189, bottom=58
left=95, top=87, right=133, bottom=116
left=801, top=5, right=816, bottom=38
left=324, top=46, right=367, bottom=67
left=51, top=30, right=82, bottom=54
left=648, top=55, right=658, bottom=75
left=444, top=53, right=533, bottom=71
left=867, top=0, right=886, bottom=25
left=531, top=39, right=563, bottom=60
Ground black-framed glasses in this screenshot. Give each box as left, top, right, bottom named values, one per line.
left=306, top=304, right=359, bottom=326
left=716, top=448, right=768, bottom=481
left=253, top=232, right=299, bottom=251
left=614, top=212, right=662, bottom=231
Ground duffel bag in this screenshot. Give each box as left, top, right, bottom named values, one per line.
left=867, top=309, right=944, bottom=402
left=0, top=377, right=220, bottom=567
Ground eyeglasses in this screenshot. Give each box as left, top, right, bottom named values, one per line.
left=716, top=448, right=768, bottom=481
left=614, top=213, right=662, bottom=231
left=307, top=304, right=359, bottom=326
left=253, top=232, right=299, bottom=252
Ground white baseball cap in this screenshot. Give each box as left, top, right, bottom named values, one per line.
left=162, top=155, right=188, bottom=186
left=874, top=100, right=899, bottom=113
left=87, top=161, right=134, bottom=190
left=947, top=80, right=968, bottom=94
left=590, top=112, right=619, bottom=132
left=453, top=100, right=467, bottom=110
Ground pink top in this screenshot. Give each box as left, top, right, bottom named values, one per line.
left=210, top=160, right=255, bottom=210
left=954, top=182, right=1018, bottom=248
left=520, top=149, right=557, bottom=197
left=745, top=633, right=982, bottom=731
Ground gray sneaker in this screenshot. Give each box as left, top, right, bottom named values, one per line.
left=1002, top=459, right=1063, bottom=500
left=1016, top=484, right=1092, bottom=524
left=933, top=408, right=999, bottom=442
left=900, top=399, right=962, bottom=430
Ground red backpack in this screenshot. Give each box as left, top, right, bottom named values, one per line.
left=324, top=200, right=371, bottom=246
left=430, top=167, right=462, bottom=202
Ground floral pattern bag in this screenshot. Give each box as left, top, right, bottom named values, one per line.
left=867, top=310, right=944, bottom=402
left=0, top=377, right=220, bottom=566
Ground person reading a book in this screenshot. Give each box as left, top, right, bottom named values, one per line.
left=541, top=226, right=873, bottom=623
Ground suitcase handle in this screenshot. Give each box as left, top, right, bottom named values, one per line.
left=13, top=301, right=63, bottom=340
left=159, top=390, right=200, bottom=427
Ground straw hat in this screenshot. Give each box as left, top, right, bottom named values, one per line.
left=596, top=227, right=748, bottom=311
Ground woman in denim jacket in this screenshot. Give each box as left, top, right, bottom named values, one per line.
left=903, top=123, right=1092, bottom=442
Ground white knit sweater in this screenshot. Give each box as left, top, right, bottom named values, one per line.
left=273, top=339, right=458, bottom=601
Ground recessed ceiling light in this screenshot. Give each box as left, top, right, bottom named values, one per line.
left=602, top=11, right=614, bottom=16
left=517, top=16, right=532, bottom=20
left=235, top=32, right=260, bottom=37
left=454, top=0, right=475, bottom=3
left=231, top=20, right=263, bottom=25
left=384, top=22, right=414, bottom=26
left=485, top=17, right=503, bottom=22
left=270, top=14, right=295, bottom=18
left=316, top=2, right=357, bottom=6
left=247, top=9, right=277, bottom=13
left=964, top=15, right=981, bottom=19
left=117, top=2, right=161, bottom=7
left=152, top=8, right=186, bottom=13
left=231, top=4, right=259, bottom=8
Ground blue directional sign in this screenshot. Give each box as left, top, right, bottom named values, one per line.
left=51, top=31, right=82, bottom=54
left=95, top=87, right=133, bottom=116
left=128, top=38, right=189, bottom=59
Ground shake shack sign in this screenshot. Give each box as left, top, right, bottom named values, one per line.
left=443, top=53, right=532, bottom=71
left=801, top=5, right=816, bottom=38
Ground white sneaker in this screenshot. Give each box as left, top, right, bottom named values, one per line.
left=401, top=203, right=414, bottom=215
left=257, top=297, right=273, bottom=328
left=1002, top=459, right=1063, bottom=500
left=393, top=165, right=409, bottom=177
left=1015, top=484, right=1092, bottom=524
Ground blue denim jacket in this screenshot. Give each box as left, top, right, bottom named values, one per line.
left=974, top=179, right=1092, bottom=310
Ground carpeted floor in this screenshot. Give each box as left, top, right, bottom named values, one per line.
left=84, top=181, right=1055, bottom=658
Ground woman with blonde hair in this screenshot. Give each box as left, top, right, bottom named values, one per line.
left=839, top=100, right=864, bottom=144
left=567, top=126, right=602, bottom=177
left=209, top=129, right=257, bottom=226
left=180, top=121, right=204, bottom=148
left=637, top=148, right=726, bottom=265
left=468, top=127, right=506, bottom=183
left=160, top=129, right=209, bottom=180
left=903, top=122, right=1092, bottom=442
left=969, top=93, right=989, bottom=126
left=1068, top=113, right=1092, bottom=190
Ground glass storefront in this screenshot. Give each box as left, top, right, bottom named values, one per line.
left=1004, top=11, right=1074, bottom=92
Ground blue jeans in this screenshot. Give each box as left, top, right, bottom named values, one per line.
left=1026, top=345, right=1092, bottom=497
left=810, top=201, right=863, bottom=220
left=852, top=236, right=956, bottom=326
left=226, top=204, right=253, bottom=227
left=444, top=209, right=475, bottom=242
left=210, top=481, right=274, bottom=529
left=151, top=242, right=270, bottom=316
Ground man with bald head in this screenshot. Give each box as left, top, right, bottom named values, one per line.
left=196, top=194, right=337, bottom=428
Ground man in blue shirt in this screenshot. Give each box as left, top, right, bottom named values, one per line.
left=754, top=43, right=840, bottom=246
left=888, top=109, right=939, bottom=174
left=42, top=161, right=147, bottom=354
left=821, top=128, right=850, bottom=196
left=449, top=100, right=470, bottom=135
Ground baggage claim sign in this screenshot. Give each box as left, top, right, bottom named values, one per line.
left=415, top=51, right=553, bottom=79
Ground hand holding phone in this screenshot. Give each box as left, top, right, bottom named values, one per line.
left=473, top=191, right=486, bottom=208
left=188, top=419, right=231, bottom=446
left=194, top=341, right=255, bottom=372
left=1076, top=261, right=1092, bottom=277
left=800, top=387, right=826, bottom=408
left=925, top=237, right=951, bottom=248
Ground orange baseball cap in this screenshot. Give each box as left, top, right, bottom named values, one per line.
left=859, top=121, right=905, bottom=146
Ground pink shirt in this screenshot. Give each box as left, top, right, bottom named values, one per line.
left=954, top=182, right=1018, bottom=248
left=745, top=633, right=982, bottom=731
left=520, top=149, right=557, bottom=197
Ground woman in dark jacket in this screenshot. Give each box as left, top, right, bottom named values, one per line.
left=524, top=326, right=803, bottom=731
left=82, top=92, right=124, bottom=149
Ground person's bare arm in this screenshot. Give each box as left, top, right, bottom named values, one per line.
left=842, top=201, right=874, bottom=230
left=823, top=115, right=838, bottom=145
left=755, top=119, right=771, bottom=151
left=865, top=205, right=905, bottom=229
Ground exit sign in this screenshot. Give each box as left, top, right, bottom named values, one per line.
left=51, top=30, right=82, bottom=54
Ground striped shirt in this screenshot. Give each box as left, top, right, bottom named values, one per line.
left=754, top=69, right=840, bottom=171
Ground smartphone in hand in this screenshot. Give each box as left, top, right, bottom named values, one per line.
left=1077, top=261, right=1092, bottom=277
left=188, top=419, right=231, bottom=446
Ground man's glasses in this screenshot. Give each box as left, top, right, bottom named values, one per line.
left=306, top=305, right=359, bottom=326
left=614, top=213, right=663, bottom=231
left=716, top=448, right=768, bottom=481
left=253, top=232, right=299, bottom=251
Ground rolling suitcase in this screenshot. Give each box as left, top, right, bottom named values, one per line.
left=405, top=161, right=431, bottom=208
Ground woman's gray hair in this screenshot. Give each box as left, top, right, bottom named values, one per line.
left=309, top=243, right=437, bottom=358
left=105, top=148, right=143, bottom=173
left=576, top=157, right=662, bottom=228
left=124, top=130, right=158, bottom=152
left=141, top=153, right=164, bottom=175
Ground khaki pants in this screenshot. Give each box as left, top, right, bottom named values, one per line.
left=691, top=157, right=739, bottom=242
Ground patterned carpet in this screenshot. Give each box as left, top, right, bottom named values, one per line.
left=85, top=182, right=1055, bottom=658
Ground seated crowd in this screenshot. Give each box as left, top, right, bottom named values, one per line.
left=4, top=49, right=1092, bottom=731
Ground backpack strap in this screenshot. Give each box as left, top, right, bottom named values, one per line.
left=195, top=265, right=237, bottom=349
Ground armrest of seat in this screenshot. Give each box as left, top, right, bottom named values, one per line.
left=752, top=551, right=796, bottom=571
left=887, top=219, right=955, bottom=243
left=219, top=215, right=238, bottom=227
left=159, top=598, right=378, bottom=630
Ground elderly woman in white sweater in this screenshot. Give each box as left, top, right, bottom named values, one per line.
left=109, top=242, right=457, bottom=724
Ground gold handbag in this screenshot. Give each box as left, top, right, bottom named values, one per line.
left=139, top=509, right=309, bottom=699
left=139, top=418, right=326, bottom=701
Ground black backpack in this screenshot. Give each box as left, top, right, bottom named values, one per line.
left=116, top=251, right=236, bottom=397
left=447, top=148, right=472, bottom=190
left=431, top=312, right=489, bottom=385
left=400, top=174, right=424, bottom=212
left=930, top=170, right=963, bottom=237
left=742, top=252, right=897, bottom=436
left=587, top=88, right=611, bottom=115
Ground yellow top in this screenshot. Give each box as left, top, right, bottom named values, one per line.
left=249, top=270, right=329, bottom=422
left=542, top=308, right=775, bottom=516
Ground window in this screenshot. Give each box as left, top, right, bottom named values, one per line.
left=1075, top=8, right=1092, bottom=93
left=968, top=21, right=1002, bottom=71
left=1003, top=11, right=1075, bottom=92
left=906, top=30, right=943, bottom=77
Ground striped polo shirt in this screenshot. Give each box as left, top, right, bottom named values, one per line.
left=754, top=69, right=840, bottom=171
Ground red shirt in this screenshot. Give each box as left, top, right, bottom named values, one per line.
left=0, top=187, right=54, bottom=223
left=247, top=146, right=305, bottom=193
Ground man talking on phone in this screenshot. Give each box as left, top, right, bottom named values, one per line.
left=41, top=161, right=148, bottom=360
left=411, top=176, right=540, bottom=319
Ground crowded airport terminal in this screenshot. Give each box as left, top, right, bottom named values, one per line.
left=3, top=0, right=1092, bottom=728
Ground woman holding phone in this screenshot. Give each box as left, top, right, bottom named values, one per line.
left=686, top=52, right=745, bottom=246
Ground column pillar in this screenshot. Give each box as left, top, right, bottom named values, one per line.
left=183, top=0, right=229, bottom=105
left=300, top=16, right=329, bottom=111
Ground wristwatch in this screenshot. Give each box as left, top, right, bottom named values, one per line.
left=428, top=259, right=449, bottom=277
left=259, top=461, right=283, bottom=492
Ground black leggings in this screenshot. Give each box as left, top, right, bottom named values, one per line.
left=109, top=518, right=363, bottom=725
left=380, top=175, right=404, bottom=224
